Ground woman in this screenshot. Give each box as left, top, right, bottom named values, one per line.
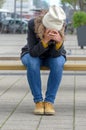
left=21, top=5, right=66, bottom=115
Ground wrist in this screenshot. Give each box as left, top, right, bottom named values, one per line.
left=41, top=40, right=48, bottom=48
left=42, top=38, right=49, bottom=44
left=55, top=42, right=63, bottom=50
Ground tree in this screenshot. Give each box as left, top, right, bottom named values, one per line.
left=79, top=0, right=86, bottom=11
left=61, top=0, right=78, bottom=10
left=61, top=0, right=86, bottom=11
left=0, top=0, right=5, bottom=8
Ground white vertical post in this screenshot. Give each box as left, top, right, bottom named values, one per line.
left=13, top=0, right=16, bottom=33
left=20, top=0, right=23, bottom=21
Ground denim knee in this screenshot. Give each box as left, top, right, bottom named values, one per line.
left=49, top=56, right=65, bottom=71
left=21, top=53, right=40, bottom=70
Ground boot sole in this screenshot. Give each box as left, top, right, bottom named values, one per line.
left=44, top=112, right=55, bottom=115
left=34, top=111, right=44, bottom=115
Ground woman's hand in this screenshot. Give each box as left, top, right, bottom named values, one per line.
left=42, top=29, right=63, bottom=44
left=48, top=30, right=62, bottom=43
left=42, top=29, right=52, bottom=44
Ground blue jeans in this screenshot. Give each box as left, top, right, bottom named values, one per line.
left=21, top=53, right=66, bottom=103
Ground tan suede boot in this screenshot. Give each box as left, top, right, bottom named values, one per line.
left=34, top=102, right=44, bottom=115
left=44, top=102, right=55, bottom=115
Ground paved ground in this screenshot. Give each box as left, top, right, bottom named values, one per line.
left=0, top=34, right=86, bottom=130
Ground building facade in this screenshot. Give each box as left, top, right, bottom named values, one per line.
left=2, top=0, right=33, bottom=13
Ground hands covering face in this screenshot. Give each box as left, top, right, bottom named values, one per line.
left=43, top=29, right=62, bottom=44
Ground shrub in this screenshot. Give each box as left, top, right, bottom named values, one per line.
left=73, top=11, right=86, bottom=28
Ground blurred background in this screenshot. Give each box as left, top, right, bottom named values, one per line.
left=0, top=2, right=86, bottom=130
left=0, top=0, right=86, bottom=34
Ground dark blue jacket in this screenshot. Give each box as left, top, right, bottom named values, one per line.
left=21, top=19, right=66, bottom=59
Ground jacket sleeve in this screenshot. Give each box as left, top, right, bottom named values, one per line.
left=27, top=19, right=48, bottom=57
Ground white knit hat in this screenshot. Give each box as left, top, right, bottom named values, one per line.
left=42, top=5, right=66, bottom=31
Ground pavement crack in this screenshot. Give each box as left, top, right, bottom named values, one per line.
left=73, top=72, right=76, bottom=130
left=0, top=76, right=23, bottom=97
left=36, top=116, right=43, bottom=130
left=0, top=90, right=29, bottom=129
